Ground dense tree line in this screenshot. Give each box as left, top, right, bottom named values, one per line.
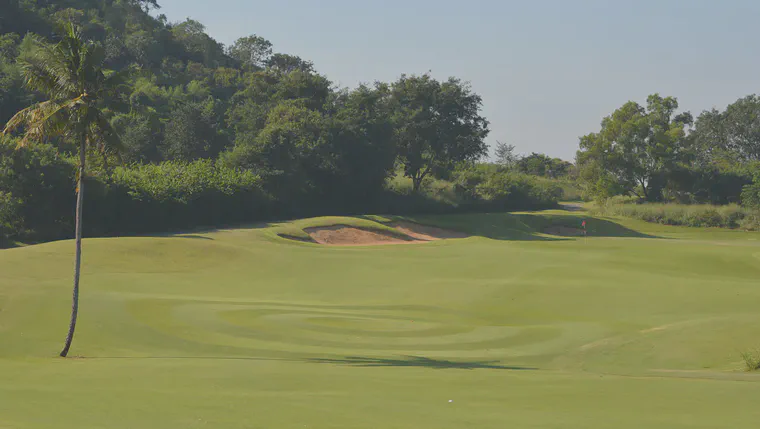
left=576, top=94, right=760, bottom=207
left=1, top=0, right=563, bottom=242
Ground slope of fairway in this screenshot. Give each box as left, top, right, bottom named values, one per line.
left=1, top=210, right=760, bottom=428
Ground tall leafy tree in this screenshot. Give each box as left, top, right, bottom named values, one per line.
left=221, top=99, right=329, bottom=200
left=577, top=94, right=692, bottom=201
left=161, top=99, right=226, bottom=161
left=390, top=74, right=489, bottom=192
left=2, top=23, right=125, bottom=357
left=516, top=152, right=573, bottom=178
left=265, top=53, right=314, bottom=74
left=326, top=83, right=395, bottom=198
left=228, top=35, right=272, bottom=70
left=170, top=19, right=227, bottom=67
left=692, top=95, right=760, bottom=166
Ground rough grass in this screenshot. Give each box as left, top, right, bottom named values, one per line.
left=2, top=211, right=760, bottom=428
left=592, top=202, right=760, bottom=230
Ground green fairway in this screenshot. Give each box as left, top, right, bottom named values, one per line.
left=1, top=210, right=760, bottom=428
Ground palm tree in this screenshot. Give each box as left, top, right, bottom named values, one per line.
left=2, top=23, right=125, bottom=357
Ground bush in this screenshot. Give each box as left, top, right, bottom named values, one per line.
left=0, top=137, right=76, bottom=240
left=738, top=211, right=760, bottom=231
left=667, top=166, right=751, bottom=205
left=742, top=175, right=760, bottom=209
left=592, top=202, right=759, bottom=230
left=0, top=191, right=22, bottom=239
left=2, top=149, right=563, bottom=242
left=86, top=160, right=271, bottom=235
left=452, top=166, right=561, bottom=211
left=741, top=349, right=760, bottom=372
left=376, top=169, right=562, bottom=216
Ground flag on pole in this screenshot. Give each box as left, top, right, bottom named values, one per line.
left=581, top=220, right=587, bottom=241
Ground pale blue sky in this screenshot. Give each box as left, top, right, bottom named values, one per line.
left=155, top=0, right=760, bottom=161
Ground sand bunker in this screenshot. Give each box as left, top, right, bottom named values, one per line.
left=292, top=221, right=469, bottom=246
left=543, top=225, right=586, bottom=237
left=304, top=225, right=413, bottom=246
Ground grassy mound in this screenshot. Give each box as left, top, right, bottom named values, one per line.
left=271, top=216, right=409, bottom=243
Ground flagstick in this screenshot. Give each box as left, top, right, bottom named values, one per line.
left=582, top=219, right=587, bottom=245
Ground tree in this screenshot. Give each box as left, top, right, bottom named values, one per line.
left=265, top=53, right=314, bottom=74
left=225, top=68, right=331, bottom=151
left=493, top=141, right=519, bottom=168
left=742, top=170, right=760, bottom=209
left=161, top=100, right=226, bottom=161
left=326, top=83, right=395, bottom=199
left=576, top=94, right=692, bottom=201
left=516, top=152, right=573, bottom=178
left=228, top=35, right=272, bottom=70
left=390, top=74, right=489, bottom=192
left=111, top=111, right=162, bottom=162
left=2, top=23, right=125, bottom=357
left=692, top=95, right=760, bottom=166
left=170, top=19, right=226, bottom=67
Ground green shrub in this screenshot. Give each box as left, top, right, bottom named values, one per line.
left=3, top=150, right=563, bottom=241
left=86, top=160, right=271, bottom=235
left=450, top=165, right=561, bottom=211
left=738, top=212, right=760, bottom=231
left=740, top=350, right=760, bottom=372
left=466, top=172, right=561, bottom=211
left=742, top=175, right=760, bottom=209
left=557, top=179, right=585, bottom=202
left=667, top=166, right=751, bottom=205
left=0, top=191, right=23, bottom=239
left=0, top=137, right=76, bottom=240
left=378, top=168, right=561, bottom=216
left=592, top=202, right=759, bottom=230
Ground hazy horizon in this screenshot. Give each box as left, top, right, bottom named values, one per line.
left=154, top=0, right=760, bottom=161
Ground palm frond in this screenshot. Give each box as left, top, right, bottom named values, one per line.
left=3, top=101, right=62, bottom=139
left=19, top=34, right=78, bottom=96
left=2, top=97, right=87, bottom=145
left=5, top=22, right=128, bottom=157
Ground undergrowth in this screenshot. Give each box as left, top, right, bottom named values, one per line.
left=592, top=202, right=760, bottom=230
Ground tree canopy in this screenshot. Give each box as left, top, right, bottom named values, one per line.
left=576, top=94, right=693, bottom=201
left=390, top=74, right=490, bottom=191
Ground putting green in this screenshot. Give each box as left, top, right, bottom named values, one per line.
left=1, top=210, right=760, bottom=428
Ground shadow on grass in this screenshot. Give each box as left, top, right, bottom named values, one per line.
left=88, top=355, right=292, bottom=362
left=383, top=212, right=662, bottom=241
left=78, top=355, right=536, bottom=372
left=89, top=208, right=662, bottom=245
left=174, top=234, right=214, bottom=240
left=309, top=355, right=537, bottom=370
left=354, top=214, right=565, bottom=242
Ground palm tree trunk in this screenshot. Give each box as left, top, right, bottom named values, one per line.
left=60, top=134, right=86, bottom=358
